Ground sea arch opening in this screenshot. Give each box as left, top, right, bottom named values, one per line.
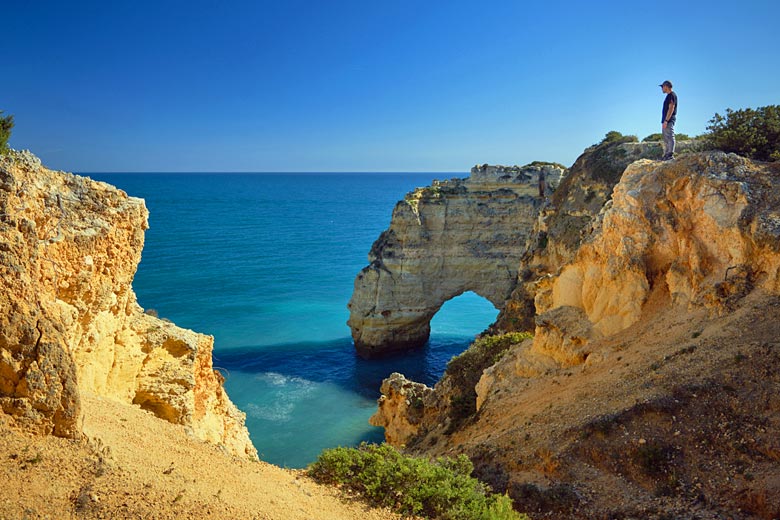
left=415, top=291, right=499, bottom=382
left=429, top=290, right=499, bottom=338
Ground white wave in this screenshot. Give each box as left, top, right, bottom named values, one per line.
left=244, top=372, right=318, bottom=422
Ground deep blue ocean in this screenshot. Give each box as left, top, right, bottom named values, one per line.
left=87, top=172, right=498, bottom=468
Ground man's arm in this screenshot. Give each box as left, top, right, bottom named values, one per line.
left=663, top=101, right=676, bottom=128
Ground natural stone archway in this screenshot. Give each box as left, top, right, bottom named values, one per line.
left=428, top=290, right=498, bottom=334
left=347, top=163, right=566, bottom=358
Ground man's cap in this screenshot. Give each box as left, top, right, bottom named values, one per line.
left=659, top=80, right=673, bottom=88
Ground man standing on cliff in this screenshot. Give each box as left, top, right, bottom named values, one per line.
left=660, top=80, right=677, bottom=160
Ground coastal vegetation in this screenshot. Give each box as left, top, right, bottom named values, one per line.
left=526, top=160, right=568, bottom=171
left=598, top=130, right=638, bottom=145
left=704, top=105, right=780, bottom=161
left=0, top=111, right=13, bottom=155
left=446, top=332, right=533, bottom=425
left=642, top=132, right=692, bottom=142
left=308, top=442, right=527, bottom=520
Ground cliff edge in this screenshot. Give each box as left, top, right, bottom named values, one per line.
left=0, top=150, right=256, bottom=459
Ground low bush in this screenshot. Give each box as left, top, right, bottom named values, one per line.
left=526, top=160, right=568, bottom=171
left=704, top=105, right=780, bottom=161
left=308, top=443, right=527, bottom=519
left=446, top=332, right=533, bottom=425
left=0, top=111, right=13, bottom=155
left=642, top=132, right=691, bottom=142
left=598, top=131, right=638, bottom=146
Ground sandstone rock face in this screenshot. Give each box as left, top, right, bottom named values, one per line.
left=348, top=163, right=566, bottom=357
left=533, top=152, right=780, bottom=358
left=0, top=151, right=257, bottom=459
left=368, top=372, right=435, bottom=446
left=494, top=139, right=702, bottom=332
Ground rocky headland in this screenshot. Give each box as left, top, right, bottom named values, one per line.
left=0, top=150, right=256, bottom=457
left=366, top=142, right=780, bottom=519
left=348, top=162, right=566, bottom=358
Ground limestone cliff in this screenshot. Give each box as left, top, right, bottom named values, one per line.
left=370, top=151, right=780, bottom=518
left=530, top=151, right=780, bottom=357
left=495, top=139, right=702, bottom=332
left=0, top=150, right=257, bottom=459
left=348, top=163, right=566, bottom=358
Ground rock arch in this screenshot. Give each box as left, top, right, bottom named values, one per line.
left=347, top=164, right=565, bottom=358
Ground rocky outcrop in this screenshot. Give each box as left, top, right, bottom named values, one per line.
left=494, top=139, right=702, bottom=332
left=529, top=151, right=780, bottom=358
left=348, top=163, right=566, bottom=358
left=368, top=372, right=435, bottom=446
left=370, top=151, right=780, bottom=452
left=0, top=150, right=257, bottom=459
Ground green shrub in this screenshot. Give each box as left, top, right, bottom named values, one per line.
left=445, top=332, right=533, bottom=425
left=308, top=443, right=528, bottom=519
left=642, top=132, right=691, bottom=142
left=0, top=111, right=14, bottom=155
left=704, top=105, right=780, bottom=161
left=526, top=160, right=568, bottom=171
left=598, top=131, right=638, bottom=146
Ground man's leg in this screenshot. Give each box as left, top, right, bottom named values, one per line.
left=663, top=122, right=676, bottom=159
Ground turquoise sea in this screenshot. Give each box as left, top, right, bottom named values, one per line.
left=88, top=173, right=498, bottom=468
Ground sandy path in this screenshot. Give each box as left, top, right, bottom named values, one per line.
left=1, top=393, right=399, bottom=520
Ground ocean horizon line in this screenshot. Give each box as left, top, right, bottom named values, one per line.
left=79, top=170, right=470, bottom=176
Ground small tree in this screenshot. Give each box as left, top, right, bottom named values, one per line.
left=0, top=111, right=14, bottom=155
left=704, top=105, right=780, bottom=162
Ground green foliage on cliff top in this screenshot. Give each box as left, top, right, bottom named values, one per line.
left=641, top=132, right=692, bottom=142
left=308, top=442, right=527, bottom=520
left=524, top=160, right=568, bottom=171
left=704, top=105, right=780, bottom=162
left=584, top=132, right=645, bottom=184
left=598, top=130, right=638, bottom=146
left=445, top=332, right=533, bottom=426
left=0, top=111, right=14, bottom=155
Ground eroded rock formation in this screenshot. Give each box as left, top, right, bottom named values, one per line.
left=368, top=372, right=435, bottom=446
left=370, top=151, right=780, bottom=453
left=348, top=163, right=566, bottom=358
left=0, top=151, right=257, bottom=459
left=529, top=151, right=780, bottom=357
left=494, top=139, right=701, bottom=332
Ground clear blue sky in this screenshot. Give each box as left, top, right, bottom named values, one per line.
left=4, top=1, right=779, bottom=172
